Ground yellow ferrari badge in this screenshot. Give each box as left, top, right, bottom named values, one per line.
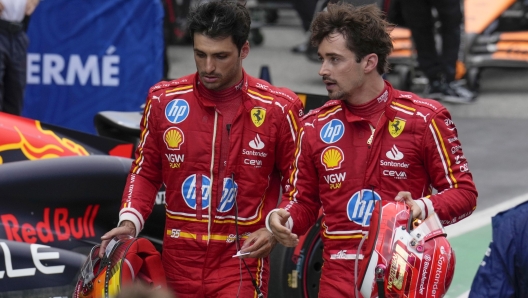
left=251, top=107, right=266, bottom=127
left=388, top=118, right=406, bottom=138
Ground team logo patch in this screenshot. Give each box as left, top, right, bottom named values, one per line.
left=165, top=99, right=190, bottom=124
left=388, top=117, right=406, bottom=138
left=181, top=174, right=211, bottom=209
left=217, top=177, right=238, bottom=212
left=249, top=134, right=265, bottom=149
left=320, top=119, right=344, bottom=144
left=346, top=189, right=381, bottom=226
left=321, top=146, right=344, bottom=171
left=163, top=127, right=184, bottom=150
left=251, top=107, right=266, bottom=127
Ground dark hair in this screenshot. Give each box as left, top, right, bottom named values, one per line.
left=310, top=2, right=394, bottom=74
left=187, top=0, right=251, bottom=53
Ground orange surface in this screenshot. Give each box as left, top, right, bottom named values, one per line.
left=389, top=49, right=413, bottom=58
left=492, top=51, right=528, bottom=60
left=390, top=27, right=412, bottom=39
left=499, top=31, right=528, bottom=41
left=392, top=39, right=412, bottom=51
left=495, top=41, right=528, bottom=52
left=465, top=0, right=516, bottom=34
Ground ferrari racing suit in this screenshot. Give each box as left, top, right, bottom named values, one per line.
left=278, top=82, right=478, bottom=297
left=119, top=70, right=303, bottom=297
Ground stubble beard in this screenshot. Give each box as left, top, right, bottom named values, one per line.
left=328, top=89, right=349, bottom=100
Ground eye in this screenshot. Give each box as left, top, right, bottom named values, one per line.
left=216, top=54, right=227, bottom=59
left=196, top=52, right=206, bottom=58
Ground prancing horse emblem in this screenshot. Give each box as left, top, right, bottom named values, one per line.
left=251, top=107, right=266, bottom=127
left=388, top=117, right=406, bottom=138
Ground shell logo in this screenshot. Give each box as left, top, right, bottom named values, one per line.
left=321, top=146, right=344, bottom=171
left=163, top=127, right=184, bottom=150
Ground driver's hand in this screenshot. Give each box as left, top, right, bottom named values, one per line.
left=269, top=209, right=299, bottom=247
left=99, top=220, right=136, bottom=258
left=395, top=191, right=422, bottom=220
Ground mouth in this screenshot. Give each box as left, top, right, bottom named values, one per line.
left=323, top=80, right=337, bottom=90
left=200, top=73, right=220, bottom=84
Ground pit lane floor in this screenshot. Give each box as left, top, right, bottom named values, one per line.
left=167, top=8, right=528, bottom=297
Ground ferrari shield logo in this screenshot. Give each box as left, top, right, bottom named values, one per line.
left=251, top=107, right=266, bottom=127
left=388, top=118, right=406, bottom=138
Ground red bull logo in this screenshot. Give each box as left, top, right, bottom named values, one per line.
left=0, top=112, right=89, bottom=164
left=1, top=205, right=99, bottom=243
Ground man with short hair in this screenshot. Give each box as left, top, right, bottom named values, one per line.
left=267, top=3, right=477, bottom=297
left=101, top=1, right=304, bottom=297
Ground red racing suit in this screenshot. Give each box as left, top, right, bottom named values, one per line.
left=119, top=70, right=303, bottom=298
left=279, top=83, right=477, bottom=297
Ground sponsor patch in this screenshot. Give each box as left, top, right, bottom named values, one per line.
left=181, top=174, right=211, bottom=209
left=163, top=127, right=184, bottom=150
left=321, top=146, right=344, bottom=171
left=165, top=99, right=190, bottom=124
left=346, top=189, right=381, bottom=226
left=386, top=145, right=404, bottom=160
left=383, top=169, right=407, bottom=179
left=217, top=178, right=238, bottom=212
left=320, top=119, right=344, bottom=144
left=249, top=133, right=265, bottom=149
left=329, top=250, right=363, bottom=260
left=323, top=172, right=346, bottom=190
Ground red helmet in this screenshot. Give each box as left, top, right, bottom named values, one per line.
left=73, top=236, right=167, bottom=298
left=357, top=201, right=455, bottom=298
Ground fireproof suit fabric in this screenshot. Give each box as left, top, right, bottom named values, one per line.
left=118, top=70, right=303, bottom=298
left=469, top=201, right=528, bottom=298
left=280, top=82, right=477, bottom=297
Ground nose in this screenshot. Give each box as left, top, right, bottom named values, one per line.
left=205, top=57, right=215, bottom=74
left=318, top=59, right=328, bottom=77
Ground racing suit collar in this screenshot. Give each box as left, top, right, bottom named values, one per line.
left=343, top=80, right=397, bottom=123
left=192, top=69, right=255, bottom=110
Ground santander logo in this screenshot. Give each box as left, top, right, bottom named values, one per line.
left=386, top=145, right=404, bottom=161
left=249, top=134, right=265, bottom=150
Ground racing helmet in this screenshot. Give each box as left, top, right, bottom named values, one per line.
left=73, top=236, right=167, bottom=298
left=357, top=201, right=455, bottom=298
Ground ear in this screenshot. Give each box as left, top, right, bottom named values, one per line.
left=363, top=53, right=379, bottom=74
left=240, top=41, right=250, bottom=59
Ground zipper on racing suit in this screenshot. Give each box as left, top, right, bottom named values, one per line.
left=207, top=110, right=219, bottom=244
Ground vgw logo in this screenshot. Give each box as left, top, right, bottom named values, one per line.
left=320, top=119, right=344, bottom=144
left=27, top=47, right=120, bottom=86
left=346, top=189, right=381, bottom=226
left=181, top=175, right=238, bottom=212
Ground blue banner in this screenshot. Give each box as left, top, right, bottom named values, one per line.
left=23, top=0, right=164, bottom=134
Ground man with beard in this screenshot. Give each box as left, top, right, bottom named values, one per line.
left=100, top=1, right=303, bottom=297
left=267, top=3, right=477, bottom=297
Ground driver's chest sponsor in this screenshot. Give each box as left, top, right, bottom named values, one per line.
left=181, top=175, right=238, bottom=213
left=242, top=133, right=268, bottom=169
left=323, top=172, right=346, bottom=189
left=381, top=144, right=410, bottom=179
